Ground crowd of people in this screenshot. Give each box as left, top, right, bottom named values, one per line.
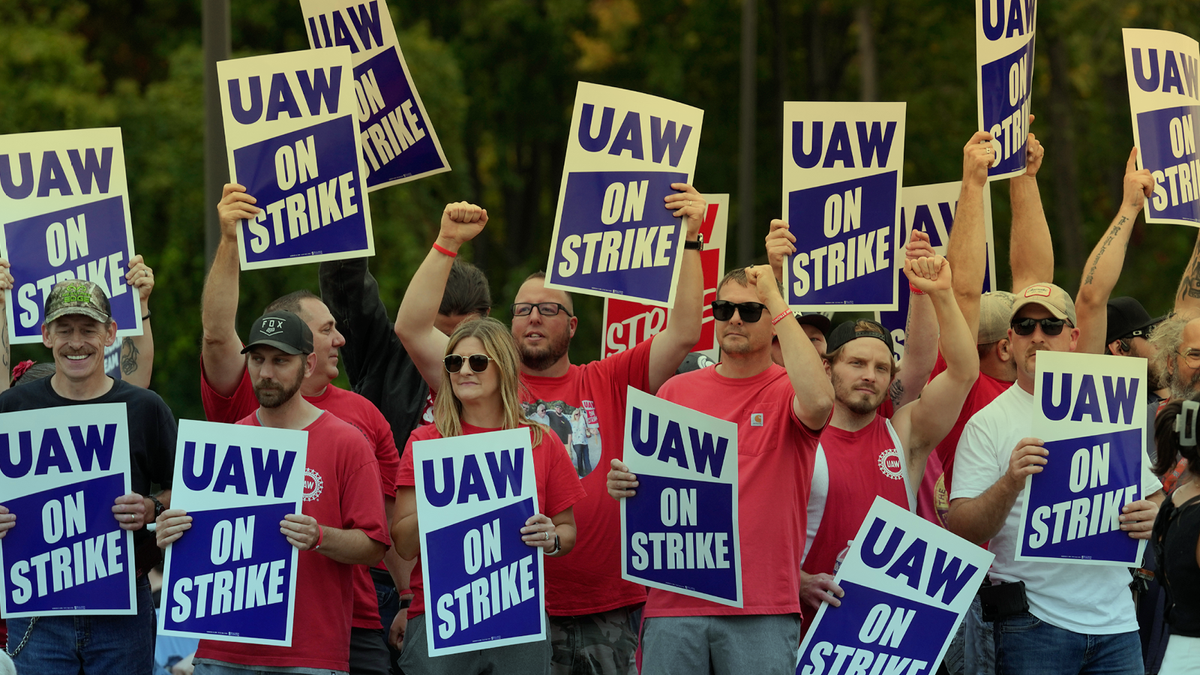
left=0, top=120, right=1197, bottom=675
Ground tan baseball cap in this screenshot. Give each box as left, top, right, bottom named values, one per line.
left=978, top=291, right=1016, bottom=344
left=1011, top=282, right=1076, bottom=325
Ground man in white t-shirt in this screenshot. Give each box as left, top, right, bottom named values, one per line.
left=947, top=282, right=1164, bottom=675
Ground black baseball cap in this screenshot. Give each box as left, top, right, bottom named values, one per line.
left=826, top=319, right=894, bottom=353
left=241, top=311, right=313, bottom=355
left=1106, top=297, right=1163, bottom=345
left=796, top=312, right=832, bottom=337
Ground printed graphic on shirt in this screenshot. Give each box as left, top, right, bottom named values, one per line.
left=878, top=447, right=903, bottom=480
left=421, top=391, right=436, bottom=425
left=523, top=399, right=601, bottom=478
left=303, top=468, right=324, bottom=502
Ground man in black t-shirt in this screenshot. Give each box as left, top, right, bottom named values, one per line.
left=0, top=279, right=176, bottom=674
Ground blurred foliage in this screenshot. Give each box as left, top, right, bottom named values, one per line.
left=3, top=0, right=1199, bottom=419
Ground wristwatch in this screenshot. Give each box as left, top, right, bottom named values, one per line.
left=148, top=494, right=165, bottom=519
left=684, top=233, right=704, bottom=251
left=550, top=534, right=561, bottom=555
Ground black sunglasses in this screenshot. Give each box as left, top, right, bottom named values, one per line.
left=512, top=302, right=573, bottom=317
left=1011, top=317, right=1067, bottom=336
left=444, top=353, right=493, bottom=373
left=711, top=300, right=768, bottom=323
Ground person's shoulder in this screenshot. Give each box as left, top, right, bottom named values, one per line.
left=110, top=379, right=169, bottom=405
left=657, top=366, right=715, bottom=398
left=322, top=386, right=389, bottom=426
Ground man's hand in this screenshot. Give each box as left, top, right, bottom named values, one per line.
left=1005, top=438, right=1048, bottom=491
left=665, top=183, right=706, bottom=239
left=903, top=255, right=951, bottom=294
left=389, top=609, right=407, bottom=651
left=964, top=130, right=995, bottom=187
left=0, top=505, right=14, bottom=539
left=1122, top=147, right=1156, bottom=212
left=0, top=258, right=12, bottom=305
left=1119, top=499, right=1158, bottom=540
left=766, top=220, right=796, bottom=283
left=746, top=264, right=782, bottom=306
left=905, top=229, right=936, bottom=262
left=125, top=254, right=155, bottom=302
left=217, top=183, right=259, bottom=242
left=607, top=459, right=638, bottom=500
left=800, top=569, right=844, bottom=609
left=156, top=509, right=192, bottom=549
left=436, top=202, right=487, bottom=254
left=113, top=492, right=148, bottom=531
left=281, top=513, right=321, bottom=551
left=1024, top=116, right=1045, bottom=178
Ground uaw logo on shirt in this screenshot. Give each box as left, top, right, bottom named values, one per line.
left=877, top=447, right=903, bottom=480
left=303, top=467, right=324, bottom=502
left=260, top=317, right=286, bottom=335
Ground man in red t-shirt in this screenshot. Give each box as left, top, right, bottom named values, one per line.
left=200, top=185, right=402, bottom=674
left=157, top=312, right=389, bottom=674
left=606, top=264, right=834, bottom=674
left=395, top=196, right=705, bottom=675
left=800, top=253, right=978, bottom=637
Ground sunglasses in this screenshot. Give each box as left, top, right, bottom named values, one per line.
left=444, top=353, right=494, bottom=373
left=512, top=302, right=572, bottom=317
left=1011, top=317, right=1067, bottom=336
left=711, top=300, right=768, bottom=323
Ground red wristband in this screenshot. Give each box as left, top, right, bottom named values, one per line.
left=313, top=524, right=324, bottom=551
left=909, top=282, right=925, bottom=295
left=771, top=309, right=793, bottom=326
left=432, top=242, right=457, bottom=258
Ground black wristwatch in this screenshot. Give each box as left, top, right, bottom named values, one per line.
left=549, top=534, right=561, bottom=555
left=148, top=494, right=165, bottom=519
left=684, top=233, right=704, bottom=251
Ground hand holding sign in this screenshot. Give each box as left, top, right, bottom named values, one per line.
left=112, top=492, right=149, bottom=530
left=124, top=254, right=154, bottom=303
left=436, top=201, right=487, bottom=255
left=1023, top=116, right=1044, bottom=177
left=964, top=131, right=996, bottom=186
left=664, top=183, right=705, bottom=238
left=903, top=255, right=951, bottom=294
left=0, top=504, right=13, bottom=538
left=1118, top=499, right=1158, bottom=539
left=218, top=184, right=260, bottom=243
left=519, top=513, right=558, bottom=553
left=156, top=509, right=193, bottom=547
left=799, top=568, right=844, bottom=609
left=607, top=458, right=639, bottom=499
left=765, top=220, right=796, bottom=284
left=280, top=513, right=321, bottom=551
left=1006, top=437, right=1047, bottom=490
left=1123, top=147, right=1157, bottom=212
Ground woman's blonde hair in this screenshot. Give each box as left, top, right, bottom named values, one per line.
left=433, top=317, right=547, bottom=445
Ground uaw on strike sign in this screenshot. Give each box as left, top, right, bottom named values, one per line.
left=218, top=46, right=374, bottom=270
left=0, top=404, right=137, bottom=617
left=546, top=83, right=704, bottom=308
left=976, top=0, right=1037, bottom=181
left=0, top=127, right=142, bottom=345
left=159, top=420, right=308, bottom=645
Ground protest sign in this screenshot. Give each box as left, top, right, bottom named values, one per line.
left=1123, top=29, right=1200, bottom=227
left=545, top=83, right=704, bottom=307
left=218, top=47, right=374, bottom=270
left=783, top=102, right=906, bottom=312
left=414, top=428, right=545, bottom=656
left=0, top=404, right=135, bottom=617
left=797, top=498, right=993, bottom=675
left=158, top=420, right=308, bottom=646
left=976, top=0, right=1036, bottom=181
left=601, top=194, right=728, bottom=361
left=875, top=182, right=997, bottom=362
left=0, top=128, right=141, bottom=345
left=1017, top=351, right=1148, bottom=565
left=300, top=0, right=450, bottom=190
left=621, top=388, right=741, bottom=606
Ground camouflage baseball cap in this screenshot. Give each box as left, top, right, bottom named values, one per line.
left=43, top=279, right=111, bottom=326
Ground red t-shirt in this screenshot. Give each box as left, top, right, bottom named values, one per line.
left=519, top=338, right=654, bottom=616
left=195, top=411, right=390, bottom=672
left=395, top=422, right=587, bottom=619
left=201, top=363, right=399, bottom=628
left=644, top=364, right=823, bottom=617
left=929, top=351, right=1013, bottom=490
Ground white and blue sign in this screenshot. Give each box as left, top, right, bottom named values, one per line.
left=301, top=0, right=450, bottom=191
left=0, top=404, right=136, bottom=617
left=1123, top=29, right=1200, bottom=227
left=875, top=182, right=997, bottom=362
left=545, top=83, right=704, bottom=307
left=1018, top=351, right=1149, bottom=566
left=218, top=47, right=374, bottom=270
left=783, top=102, right=906, bottom=312
left=159, top=420, right=308, bottom=646
left=797, top=498, right=993, bottom=675
left=0, top=128, right=141, bottom=345
left=976, top=0, right=1036, bottom=181
left=414, top=428, right=545, bottom=656
left=621, top=388, right=741, bottom=607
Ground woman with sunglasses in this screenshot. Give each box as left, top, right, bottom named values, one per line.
left=392, top=317, right=586, bottom=675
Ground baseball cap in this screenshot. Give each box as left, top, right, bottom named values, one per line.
left=43, top=279, right=111, bottom=325
left=241, top=311, right=313, bottom=355
left=1010, top=283, right=1076, bottom=325
left=1106, top=296, right=1163, bottom=345
left=826, top=319, right=894, bottom=354
left=796, top=312, right=833, bottom=337
left=978, top=291, right=1016, bottom=344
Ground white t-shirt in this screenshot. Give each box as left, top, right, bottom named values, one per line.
left=951, top=384, right=1162, bottom=635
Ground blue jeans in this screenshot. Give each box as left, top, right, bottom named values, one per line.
left=9, top=575, right=155, bottom=674
left=994, top=611, right=1141, bottom=675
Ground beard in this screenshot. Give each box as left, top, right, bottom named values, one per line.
left=1167, top=364, right=1200, bottom=401
left=518, top=329, right=570, bottom=372
left=254, top=371, right=304, bottom=408
left=832, top=370, right=886, bottom=415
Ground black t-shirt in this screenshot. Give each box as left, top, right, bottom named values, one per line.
left=0, top=376, right=177, bottom=555
left=1155, top=492, right=1200, bottom=637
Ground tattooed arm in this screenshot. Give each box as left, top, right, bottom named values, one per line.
left=1176, top=232, right=1200, bottom=315
left=1076, top=149, right=1154, bottom=355
left=121, top=255, right=155, bottom=388
left=0, top=258, right=11, bottom=393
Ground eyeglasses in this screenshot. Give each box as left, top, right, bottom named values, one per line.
left=711, top=300, right=768, bottom=323
left=512, top=302, right=573, bottom=317
left=1177, top=349, right=1200, bottom=368
left=444, top=353, right=493, bottom=373
left=1011, top=317, right=1067, bottom=336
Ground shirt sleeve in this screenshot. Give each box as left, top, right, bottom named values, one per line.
left=949, top=414, right=1004, bottom=501
left=365, top=405, right=400, bottom=497
left=396, top=433, right=419, bottom=489
left=540, top=433, right=587, bottom=517
left=601, top=332, right=655, bottom=394
left=199, top=360, right=258, bottom=424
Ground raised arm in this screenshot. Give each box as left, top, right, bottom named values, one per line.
left=394, top=203, right=485, bottom=391
left=0, top=258, right=10, bottom=393
left=201, top=184, right=257, bottom=395
left=1009, top=120, right=1052, bottom=292
left=319, top=258, right=392, bottom=389
left=748, top=260, right=834, bottom=430
left=648, top=184, right=706, bottom=393
left=891, top=229, right=939, bottom=408
left=1176, top=230, right=1200, bottom=316
left=1075, top=149, right=1154, bottom=355
left=947, top=131, right=995, bottom=338
left=119, top=254, right=155, bottom=388
left=892, top=256, right=978, bottom=479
